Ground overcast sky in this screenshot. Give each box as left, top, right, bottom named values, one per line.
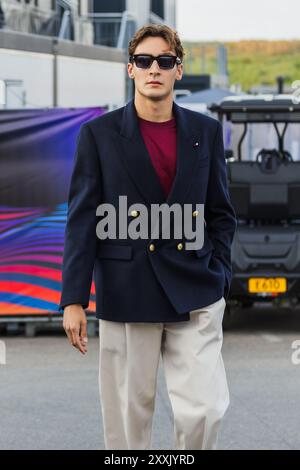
left=176, top=0, right=300, bottom=41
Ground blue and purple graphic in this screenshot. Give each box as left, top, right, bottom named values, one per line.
left=0, top=107, right=106, bottom=315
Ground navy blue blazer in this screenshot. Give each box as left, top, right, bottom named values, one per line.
left=59, top=98, right=237, bottom=322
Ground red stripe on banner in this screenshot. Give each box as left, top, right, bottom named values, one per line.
left=0, top=281, right=60, bottom=303
left=0, top=301, right=96, bottom=315
left=0, top=264, right=96, bottom=294
left=0, top=267, right=95, bottom=294
left=0, top=303, right=51, bottom=315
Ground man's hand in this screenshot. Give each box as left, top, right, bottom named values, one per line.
left=63, top=304, right=88, bottom=355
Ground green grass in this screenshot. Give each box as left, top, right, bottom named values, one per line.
left=183, top=41, right=300, bottom=92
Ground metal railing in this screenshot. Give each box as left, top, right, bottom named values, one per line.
left=77, top=11, right=137, bottom=49
left=149, top=11, right=165, bottom=24
left=0, top=1, right=137, bottom=49
left=0, top=1, right=61, bottom=37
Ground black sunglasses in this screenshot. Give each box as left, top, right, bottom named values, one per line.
left=129, top=54, right=182, bottom=70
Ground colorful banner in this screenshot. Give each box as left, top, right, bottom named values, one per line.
left=0, top=107, right=106, bottom=315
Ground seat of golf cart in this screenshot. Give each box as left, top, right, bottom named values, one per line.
left=226, top=150, right=300, bottom=220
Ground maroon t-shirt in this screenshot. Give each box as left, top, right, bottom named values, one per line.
left=138, top=116, right=177, bottom=198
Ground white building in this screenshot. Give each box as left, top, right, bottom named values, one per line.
left=0, top=0, right=176, bottom=109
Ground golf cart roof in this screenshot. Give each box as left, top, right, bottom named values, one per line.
left=209, top=94, right=300, bottom=123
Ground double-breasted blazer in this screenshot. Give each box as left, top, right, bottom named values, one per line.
left=59, top=98, right=237, bottom=322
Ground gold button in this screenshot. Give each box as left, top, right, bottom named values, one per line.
left=177, top=242, right=183, bottom=251
left=130, top=210, right=139, bottom=217
left=192, top=210, right=199, bottom=217
left=149, top=243, right=155, bottom=252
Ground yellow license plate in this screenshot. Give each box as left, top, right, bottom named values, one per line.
left=248, top=277, right=287, bottom=293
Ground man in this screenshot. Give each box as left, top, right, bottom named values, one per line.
left=60, top=24, right=237, bottom=450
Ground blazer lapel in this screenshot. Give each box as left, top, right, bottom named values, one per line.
left=119, top=99, right=206, bottom=206
left=166, top=101, right=205, bottom=207
left=119, top=99, right=165, bottom=205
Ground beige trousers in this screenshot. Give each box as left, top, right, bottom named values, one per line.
left=98, top=296, right=229, bottom=450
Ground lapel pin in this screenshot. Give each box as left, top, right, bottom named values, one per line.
left=193, top=141, right=199, bottom=148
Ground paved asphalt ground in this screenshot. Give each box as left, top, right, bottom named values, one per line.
left=1, top=303, right=300, bottom=450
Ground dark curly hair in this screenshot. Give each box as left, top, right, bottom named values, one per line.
left=128, top=24, right=185, bottom=61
